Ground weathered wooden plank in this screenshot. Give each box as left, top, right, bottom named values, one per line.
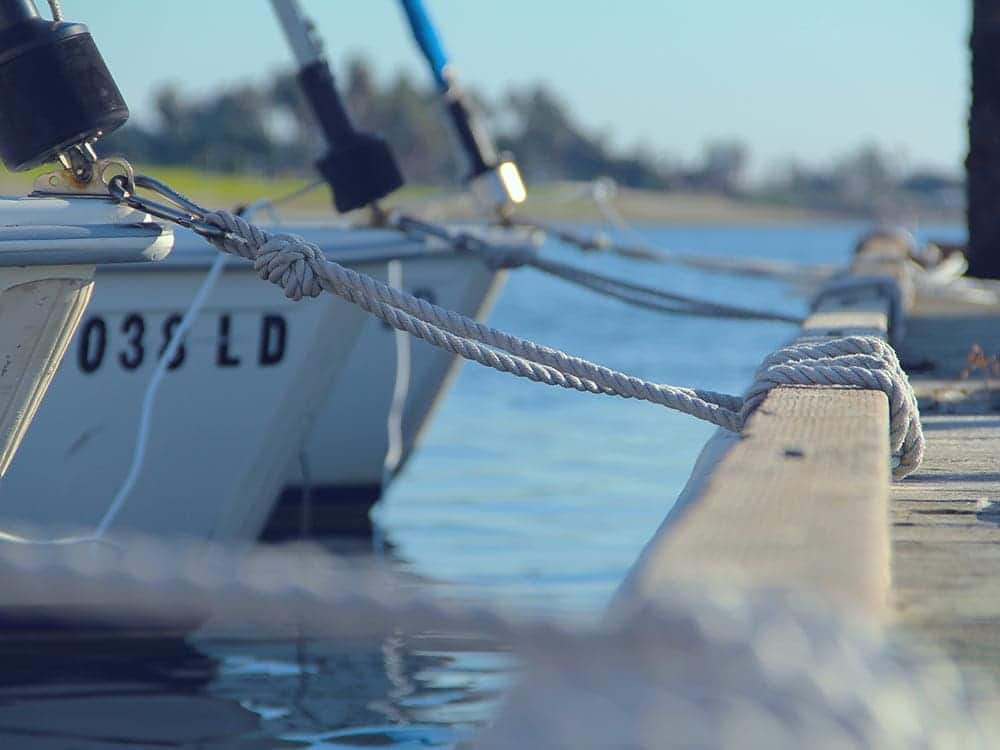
left=801, top=307, right=888, bottom=339
left=613, top=233, right=917, bottom=617
left=616, top=277, right=898, bottom=616
left=618, top=387, right=890, bottom=612
left=484, top=235, right=959, bottom=747
left=890, top=300, right=1000, bottom=683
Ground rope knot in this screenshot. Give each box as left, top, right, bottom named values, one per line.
left=254, top=234, right=325, bottom=300
left=741, top=335, right=923, bottom=479
left=203, top=210, right=324, bottom=300
left=191, top=209, right=924, bottom=480
left=203, top=210, right=262, bottom=262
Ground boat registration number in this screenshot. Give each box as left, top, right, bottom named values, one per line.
left=75, top=313, right=287, bottom=373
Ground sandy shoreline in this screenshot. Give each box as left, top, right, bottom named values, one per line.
left=0, top=169, right=962, bottom=226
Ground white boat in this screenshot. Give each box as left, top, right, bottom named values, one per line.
left=265, top=229, right=507, bottom=537
left=0, top=194, right=170, bottom=483
left=0, top=225, right=512, bottom=540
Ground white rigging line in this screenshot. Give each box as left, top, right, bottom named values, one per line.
left=382, top=259, right=412, bottom=487
left=95, top=252, right=228, bottom=537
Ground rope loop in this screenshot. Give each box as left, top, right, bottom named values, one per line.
left=742, top=335, right=923, bottom=479
left=256, top=234, right=325, bottom=300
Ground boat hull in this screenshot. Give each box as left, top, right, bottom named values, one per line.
left=0, top=195, right=171, bottom=486
left=0, top=261, right=368, bottom=541
left=0, top=225, right=512, bottom=541
left=264, top=254, right=504, bottom=537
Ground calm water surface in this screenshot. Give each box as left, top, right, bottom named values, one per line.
left=0, top=222, right=964, bottom=748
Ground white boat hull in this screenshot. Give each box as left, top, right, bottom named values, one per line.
left=0, top=195, right=171, bottom=485
left=0, top=272, right=93, bottom=477
left=265, top=252, right=504, bottom=536
left=0, top=226, right=512, bottom=540
left=0, top=261, right=368, bottom=541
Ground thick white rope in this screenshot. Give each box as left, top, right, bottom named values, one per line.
left=199, top=210, right=923, bottom=479
left=745, top=336, right=923, bottom=479
left=204, top=209, right=746, bottom=431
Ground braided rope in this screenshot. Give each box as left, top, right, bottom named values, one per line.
left=204, top=210, right=744, bottom=430
left=199, top=210, right=922, bottom=478
left=745, top=336, right=923, bottom=479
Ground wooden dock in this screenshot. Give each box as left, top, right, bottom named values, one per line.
left=614, top=232, right=1000, bottom=687
left=479, top=235, right=1000, bottom=746
left=617, top=233, right=910, bottom=619
left=893, top=294, right=1000, bottom=690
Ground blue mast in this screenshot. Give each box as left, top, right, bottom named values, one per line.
left=398, top=0, right=526, bottom=211
left=399, top=0, right=450, bottom=91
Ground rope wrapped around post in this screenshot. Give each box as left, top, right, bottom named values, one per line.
left=193, top=209, right=922, bottom=479
left=744, top=336, right=923, bottom=479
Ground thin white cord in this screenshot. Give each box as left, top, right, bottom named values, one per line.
left=298, top=451, right=312, bottom=537
left=374, top=260, right=411, bottom=565
left=0, top=250, right=228, bottom=546
left=241, top=198, right=284, bottom=227
left=94, top=252, right=228, bottom=537
left=382, top=259, right=411, bottom=487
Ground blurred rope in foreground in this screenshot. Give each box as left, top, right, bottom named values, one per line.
left=0, top=536, right=995, bottom=748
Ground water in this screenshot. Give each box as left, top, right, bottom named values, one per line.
left=0, top=222, right=964, bottom=748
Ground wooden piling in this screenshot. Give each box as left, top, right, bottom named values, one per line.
left=967, top=0, right=1000, bottom=278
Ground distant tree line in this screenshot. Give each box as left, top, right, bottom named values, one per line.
left=103, top=56, right=962, bottom=216
left=758, top=145, right=963, bottom=216
left=102, top=56, right=746, bottom=191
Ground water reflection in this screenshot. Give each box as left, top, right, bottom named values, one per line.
left=0, top=636, right=268, bottom=748
left=203, top=633, right=511, bottom=748
left=0, top=528, right=513, bottom=749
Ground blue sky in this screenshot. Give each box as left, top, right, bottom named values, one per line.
left=81, top=1, right=968, bottom=177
